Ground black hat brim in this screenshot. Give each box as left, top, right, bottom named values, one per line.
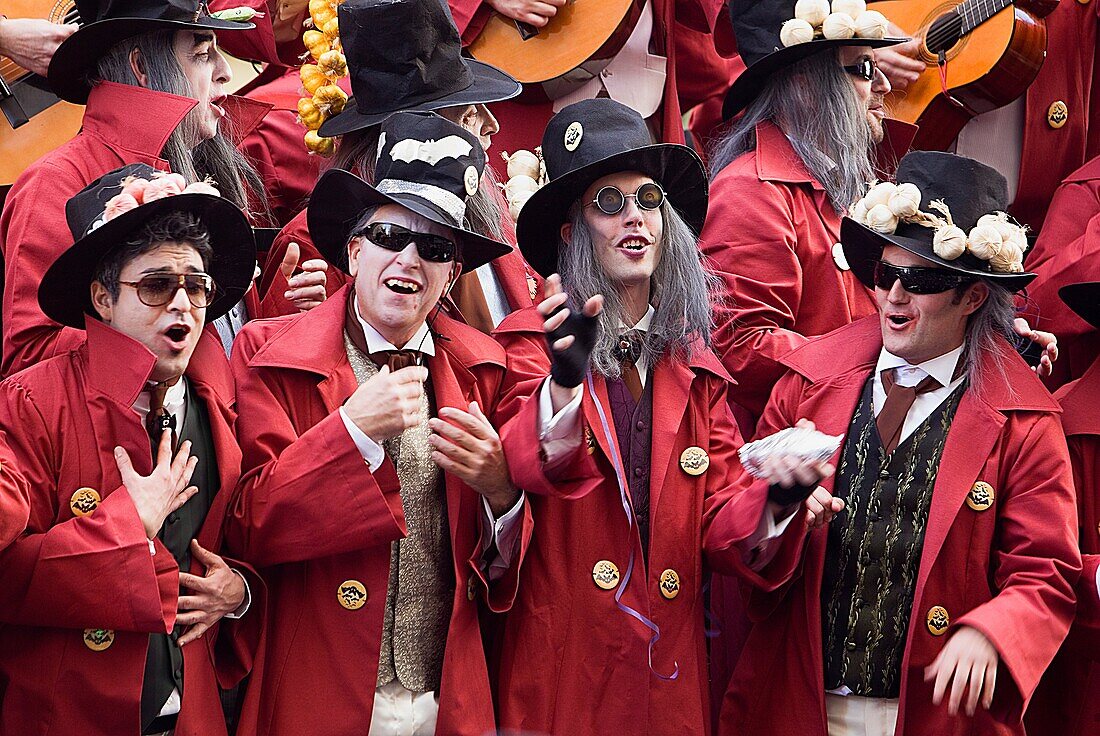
left=39, top=193, right=257, bottom=328
left=840, top=217, right=1036, bottom=293
left=318, top=59, right=522, bottom=138
left=1059, top=282, right=1100, bottom=330
left=722, top=36, right=906, bottom=120
left=515, top=144, right=708, bottom=279
left=47, top=16, right=254, bottom=104
left=308, top=169, right=512, bottom=274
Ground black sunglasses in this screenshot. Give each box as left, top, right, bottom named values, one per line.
left=356, top=221, right=457, bottom=263
left=873, top=261, right=976, bottom=294
left=843, top=57, right=879, bottom=82
left=586, top=182, right=666, bottom=216
left=119, top=272, right=218, bottom=308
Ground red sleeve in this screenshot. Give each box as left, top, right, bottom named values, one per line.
left=0, top=432, right=31, bottom=549
left=226, top=325, right=407, bottom=568
left=450, top=0, right=492, bottom=42
left=211, top=558, right=267, bottom=688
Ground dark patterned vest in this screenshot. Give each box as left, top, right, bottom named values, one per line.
left=141, top=381, right=219, bottom=732
left=821, top=375, right=964, bottom=698
left=607, top=373, right=655, bottom=555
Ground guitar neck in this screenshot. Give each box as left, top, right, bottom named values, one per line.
left=957, top=0, right=1013, bottom=35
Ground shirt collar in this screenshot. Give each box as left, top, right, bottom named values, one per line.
left=876, top=343, right=966, bottom=387
left=621, top=304, right=656, bottom=333
left=354, top=297, right=435, bottom=356
left=132, top=377, right=187, bottom=415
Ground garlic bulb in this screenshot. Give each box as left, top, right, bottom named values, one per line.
left=849, top=199, right=868, bottom=224
left=863, top=181, right=897, bottom=209
left=822, top=12, right=856, bottom=39
left=503, top=150, right=541, bottom=180
left=967, top=225, right=1003, bottom=261
left=854, top=10, right=888, bottom=39
left=508, top=190, right=534, bottom=221
left=780, top=18, right=816, bottom=47
left=932, top=226, right=968, bottom=260
left=865, top=203, right=898, bottom=233
left=989, top=240, right=1024, bottom=272
left=794, top=0, right=830, bottom=26
left=888, top=183, right=921, bottom=218
left=504, top=175, right=538, bottom=199
left=831, top=0, right=866, bottom=18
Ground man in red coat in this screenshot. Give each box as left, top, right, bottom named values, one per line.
left=228, top=112, right=549, bottom=736
left=490, top=98, right=759, bottom=736
left=0, top=163, right=264, bottom=735
left=1026, top=281, right=1100, bottom=736
left=0, top=0, right=276, bottom=376
left=712, top=152, right=1080, bottom=736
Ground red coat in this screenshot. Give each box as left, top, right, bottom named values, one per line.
left=227, top=285, right=531, bottom=736
left=493, top=307, right=749, bottom=736
left=1026, top=357, right=1100, bottom=736
left=0, top=318, right=262, bottom=736
left=0, top=82, right=270, bottom=376
left=709, top=317, right=1081, bottom=736
left=0, top=433, right=30, bottom=550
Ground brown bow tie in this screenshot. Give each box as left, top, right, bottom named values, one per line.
left=369, top=349, right=421, bottom=372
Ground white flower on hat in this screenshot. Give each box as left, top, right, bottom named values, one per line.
left=780, top=18, right=817, bottom=46
left=794, top=0, right=830, bottom=26
left=865, top=203, right=899, bottom=233
left=854, top=10, right=888, bottom=40
left=932, top=225, right=968, bottom=260
left=822, top=12, right=856, bottom=39
left=888, top=182, right=921, bottom=218
left=831, top=0, right=866, bottom=17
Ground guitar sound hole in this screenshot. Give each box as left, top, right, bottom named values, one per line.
left=924, top=12, right=964, bottom=55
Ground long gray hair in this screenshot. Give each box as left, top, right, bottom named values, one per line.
left=959, top=282, right=1018, bottom=398
left=558, top=201, right=721, bottom=378
left=91, top=30, right=269, bottom=221
left=708, top=49, right=879, bottom=213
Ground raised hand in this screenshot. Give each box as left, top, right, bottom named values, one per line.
left=924, top=625, right=999, bottom=716
left=114, top=434, right=198, bottom=539
left=278, top=241, right=329, bottom=312
left=176, top=540, right=246, bottom=646
left=428, top=401, right=517, bottom=515
left=343, top=364, right=429, bottom=442
left=874, top=23, right=923, bottom=91
left=539, top=274, right=602, bottom=398
left=1012, top=317, right=1058, bottom=377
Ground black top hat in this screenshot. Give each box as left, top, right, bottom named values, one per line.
left=308, top=112, right=512, bottom=273
left=39, top=163, right=257, bottom=328
left=1059, top=282, right=1100, bottom=330
left=316, top=0, right=521, bottom=138
left=515, top=98, right=708, bottom=278
left=841, top=151, right=1036, bottom=293
left=48, top=0, right=255, bottom=104
left=722, top=0, right=905, bottom=119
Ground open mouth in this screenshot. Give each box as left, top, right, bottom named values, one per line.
left=617, top=237, right=650, bottom=252
left=163, top=323, right=192, bottom=350
left=887, top=314, right=913, bottom=327
left=384, top=277, right=421, bottom=295
left=210, top=95, right=227, bottom=119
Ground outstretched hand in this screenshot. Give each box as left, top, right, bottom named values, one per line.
left=539, top=275, right=602, bottom=409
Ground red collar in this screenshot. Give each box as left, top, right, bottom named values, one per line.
left=753, top=122, right=823, bottom=190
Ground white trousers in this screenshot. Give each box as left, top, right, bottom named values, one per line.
left=368, top=681, right=439, bottom=736
left=825, top=693, right=900, bottom=736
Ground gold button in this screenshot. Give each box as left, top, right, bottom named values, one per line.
left=70, top=487, right=101, bottom=517
left=337, top=580, right=368, bottom=610
left=680, top=446, right=709, bottom=476
left=1048, top=100, right=1069, bottom=129
left=832, top=242, right=850, bottom=271
left=584, top=425, right=596, bottom=455
left=466, top=577, right=477, bottom=601
left=592, top=560, right=620, bottom=590
left=1078, top=0, right=1090, bottom=5
left=966, top=481, right=994, bottom=512
left=926, top=606, right=950, bottom=636
left=527, top=274, right=538, bottom=301
left=659, top=569, right=681, bottom=600
left=83, top=628, right=115, bottom=651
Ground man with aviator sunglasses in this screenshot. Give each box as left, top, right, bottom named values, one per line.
left=0, top=163, right=264, bottom=736
left=714, top=152, right=1080, bottom=736
left=226, top=112, right=548, bottom=735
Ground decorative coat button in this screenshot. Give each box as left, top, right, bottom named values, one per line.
left=83, top=628, right=115, bottom=651
left=966, top=481, right=994, bottom=511
left=592, top=560, right=620, bottom=590
left=1048, top=100, right=1069, bottom=129
left=584, top=425, right=596, bottom=455
left=832, top=242, right=851, bottom=271
left=1078, top=0, right=1090, bottom=6
left=70, top=487, right=101, bottom=517
left=337, top=580, right=368, bottom=610
left=926, top=606, right=950, bottom=636
left=466, top=577, right=477, bottom=601
left=658, top=569, right=681, bottom=600
left=679, top=446, right=709, bottom=476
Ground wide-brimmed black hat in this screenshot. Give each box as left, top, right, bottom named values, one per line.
left=722, top=0, right=906, bottom=119
left=841, top=151, right=1036, bottom=293
left=316, top=0, right=521, bottom=138
left=48, top=0, right=255, bottom=104
left=309, top=112, right=512, bottom=273
left=39, top=163, right=256, bottom=328
left=1059, top=282, right=1100, bottom=329
left=515, top=98, right=708, bottom=278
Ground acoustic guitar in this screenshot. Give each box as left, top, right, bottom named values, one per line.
left=872, top=0, right=1057, bottom=150
left=0, top=0, right=85, bottom=188
left=467, top=0, right=644, bottom=84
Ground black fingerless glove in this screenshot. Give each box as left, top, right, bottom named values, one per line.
left=546, top=304, right=599, bottom=389
left=767, top=481, right=816, bottom=508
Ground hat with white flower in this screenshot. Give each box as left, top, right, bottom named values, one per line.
left=841, top=151, right=1036, bottom=293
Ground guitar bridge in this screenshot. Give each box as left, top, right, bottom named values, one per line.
left=0, top=75, right=60, bottom=130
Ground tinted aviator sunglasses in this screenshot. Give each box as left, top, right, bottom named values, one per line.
left=585, top=182, right=666, bottom=216
left=356, top=221, right=457, bottom=263
left=119, top=273, right=217, bottom=308
left=873, top=261, right=976, bottom=294
left=843, top=57, right=880, bottom=82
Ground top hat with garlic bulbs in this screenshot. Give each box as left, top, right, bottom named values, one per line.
left=841, top=151, right=1036, bottom=293
left=722, top=0, right=907, bottom=119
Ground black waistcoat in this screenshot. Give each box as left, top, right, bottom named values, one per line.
left=607, top=372, right=655, bottom=557
left=141, top=381, right=220, bottom=732
left=820, top=375, right=963, bottom=698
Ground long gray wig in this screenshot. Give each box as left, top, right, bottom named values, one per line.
left=558, top=201, right=721, bottom=378
left=959, top=281, right=1018, bottom=399
left=708, top=49, right=881, bottom=214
